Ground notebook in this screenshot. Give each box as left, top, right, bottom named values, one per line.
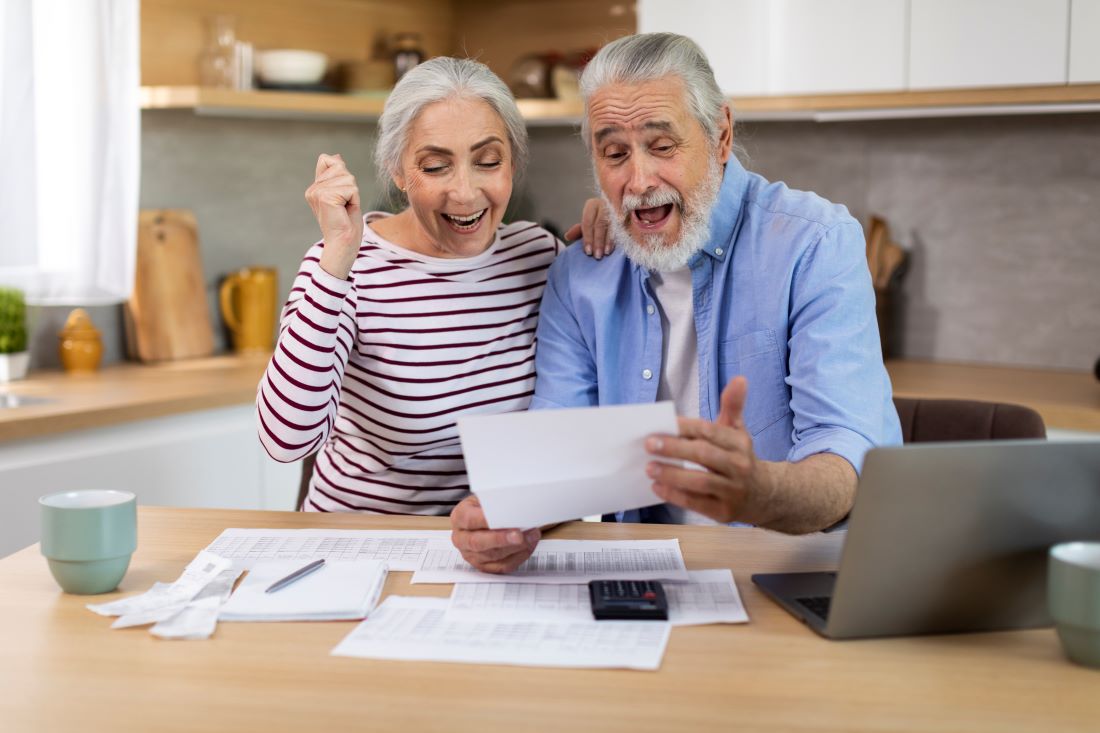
left=219, top=559, right=388, bottom=622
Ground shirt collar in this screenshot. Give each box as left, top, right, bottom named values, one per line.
left=701, top=157, right=749, bottom=261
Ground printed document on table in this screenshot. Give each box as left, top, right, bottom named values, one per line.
left=220, top=559, right=387, bottom=622
left=202, top=528, right=452, bottom=571
left=412, top=539, right=689, bottom=584
left=332, top=596, right=671, bottom=671
left=457, top=402, right=678, bottom=529
left=447, top=569, right=749, bottom=626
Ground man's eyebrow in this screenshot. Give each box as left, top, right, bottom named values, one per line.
left=594, top=125, right=623, bottom=146
left=594, top=120, right=676, bottom=145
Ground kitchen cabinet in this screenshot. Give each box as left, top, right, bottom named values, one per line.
left=765, top=0, right=907, bottom=95
left=639, top=0, right=907, bottom=96
left=0, top=405, right=299, bottom=558
left=638, top=0, right=770, bottom=96
left=908, top=0, right=1070, bottom=90
left=1070, top=0, right=1100, bottom=83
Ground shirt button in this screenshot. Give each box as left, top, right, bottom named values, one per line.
left=715, top=247, right=724, bottom=256
left=646, top=304, right=655, bottom=315
left=642, top=369, right=653, bottom=380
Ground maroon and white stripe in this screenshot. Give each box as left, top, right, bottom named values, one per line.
left=257, top=214, right=561, bottom=514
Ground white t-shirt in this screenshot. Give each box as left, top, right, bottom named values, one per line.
left=650, top=267, right=718, bottom=526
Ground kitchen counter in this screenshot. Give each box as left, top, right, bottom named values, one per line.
left=0, top=355, right=1096, bottom=444
left=0, top=353, right=270, bottom=443
left=887, top=359, right=1100, bottom=433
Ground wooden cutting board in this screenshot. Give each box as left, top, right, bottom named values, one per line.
left=124, top=209, right=215, bottom=362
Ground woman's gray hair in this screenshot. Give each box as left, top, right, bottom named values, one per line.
left=579, top=33, right=728, bottom=150
left=374, top=57, right=529, bottom=190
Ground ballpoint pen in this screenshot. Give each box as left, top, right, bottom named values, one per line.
left=265, top=558, right=325, bottom=593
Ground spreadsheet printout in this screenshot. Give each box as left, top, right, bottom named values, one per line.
left=447, top=569, right=748, bottom=625
left=202, top=529, right=452, bottom=571
left=411, top=539, right=689, bottom=584
left=331, top=596, right=671, bottom=670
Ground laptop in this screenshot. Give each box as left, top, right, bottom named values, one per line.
left=752, top=439, right=1100, bottom=639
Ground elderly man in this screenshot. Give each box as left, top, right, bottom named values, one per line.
left=451, top=32, right=902, bottom=572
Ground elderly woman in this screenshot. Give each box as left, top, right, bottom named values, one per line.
left=257, top=57, right=605, bottom=516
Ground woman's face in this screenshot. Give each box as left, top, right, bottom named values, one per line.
left=394, top=97, right=515, bottom=258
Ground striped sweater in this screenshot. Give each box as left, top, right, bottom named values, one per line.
left=257, top=214, right=561, bottom=514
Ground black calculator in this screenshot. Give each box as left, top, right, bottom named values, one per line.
left=588, top=580, right=669, bottom=620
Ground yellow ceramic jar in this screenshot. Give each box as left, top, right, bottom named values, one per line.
left=59, top=308, right=103, bottom=373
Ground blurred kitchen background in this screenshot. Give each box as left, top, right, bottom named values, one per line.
left=19, top=0, right=1100, bottom=371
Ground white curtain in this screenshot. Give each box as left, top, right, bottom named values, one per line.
left=0, top=0, right=139, bottom=305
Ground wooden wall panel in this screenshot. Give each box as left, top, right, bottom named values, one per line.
left=141, top=0, right=456, bottom=85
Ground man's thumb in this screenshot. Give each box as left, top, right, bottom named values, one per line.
left=717, top=376, right=748, bottom=429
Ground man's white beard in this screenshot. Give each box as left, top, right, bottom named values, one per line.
left=602, top=154, right=723, bottom=272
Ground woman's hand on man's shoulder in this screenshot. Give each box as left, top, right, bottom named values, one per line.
left=564, top=198, right=615, bottom=260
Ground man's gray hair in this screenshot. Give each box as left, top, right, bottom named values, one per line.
left=579, top=33, right=727, bottom=149
left=374, top=57, right=529, bottom=190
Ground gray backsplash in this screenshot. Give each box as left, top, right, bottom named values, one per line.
left=27, top=109, right=1100, bottom=372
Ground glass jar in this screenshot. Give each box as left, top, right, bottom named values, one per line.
left=393, top=33, right=423, bottom=83
left=198, top=15, right=238, bottom=88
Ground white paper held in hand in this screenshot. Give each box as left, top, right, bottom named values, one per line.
left=457, top=401, right=678, bottom=529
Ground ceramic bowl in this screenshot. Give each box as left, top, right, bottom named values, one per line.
left=256, top=49, right=328, bottom=85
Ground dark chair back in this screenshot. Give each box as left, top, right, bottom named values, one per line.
left=297, top=454, right=317, bottom=511
left=892, top=397, right=1046, bottom=443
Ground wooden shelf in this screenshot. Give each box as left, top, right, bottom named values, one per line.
left=141, top=83, right=1100, bottom=124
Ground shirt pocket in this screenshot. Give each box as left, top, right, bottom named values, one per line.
left=718, top=329, right=790, bottom=436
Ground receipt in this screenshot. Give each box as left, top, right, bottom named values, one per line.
left=150, top=567, right=244, bottom=640
left=150, top=597, right=222, bottom=640
left=87, top=551, right=233, bottom=627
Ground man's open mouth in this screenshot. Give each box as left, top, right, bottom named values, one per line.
left=441, top=209, right=488, bottom=232
left=631, top=203, right=675, bottom=230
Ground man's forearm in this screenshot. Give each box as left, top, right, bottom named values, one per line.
left=749, top=453, right=857, bottom=534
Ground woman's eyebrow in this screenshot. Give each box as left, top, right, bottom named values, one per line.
left=470, top=136, right=504, bottom=151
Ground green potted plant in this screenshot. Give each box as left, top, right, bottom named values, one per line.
left=0, top=287, right=29, bottom=382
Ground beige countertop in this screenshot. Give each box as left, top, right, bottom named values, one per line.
left=0, top=353, right=270, bottom=443
left=0, top=355, right=1096, bottom=444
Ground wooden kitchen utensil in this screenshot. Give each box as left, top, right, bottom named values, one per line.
left=124, top=210, right=215, bottom=362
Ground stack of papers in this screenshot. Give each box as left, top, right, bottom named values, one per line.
left=220, top=559, right=387, bottom=622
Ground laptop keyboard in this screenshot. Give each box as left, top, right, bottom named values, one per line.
left=796, top=596, right=832, bottom=621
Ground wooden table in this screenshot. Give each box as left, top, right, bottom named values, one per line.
left=1, top=508, right=1095, bottom=732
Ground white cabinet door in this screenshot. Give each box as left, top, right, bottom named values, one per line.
left=0, top=405, right=286, bottom=558
left=766, top=0, right=908, bottom=95
left=638, top=0, right=770, bottom=96
left=909, top=0, right=1070, bottom=89
left=1070, top=0, right=1100, bottom=83
left=639, top=0, right=907, bottom=96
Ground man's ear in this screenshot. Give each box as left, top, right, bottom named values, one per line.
left=716, top=103, right=734, bottom=164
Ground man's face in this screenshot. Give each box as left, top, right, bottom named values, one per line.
left=587, top=75, right=732, bottom=267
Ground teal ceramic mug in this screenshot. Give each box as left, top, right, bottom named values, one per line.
left=1048, top=541, right=1100, bottom=668
left=39, top=490, right=137, bottom=594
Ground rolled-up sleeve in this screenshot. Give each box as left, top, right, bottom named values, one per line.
left=785, top=221, right=902, bottom=473
left=530, top=253, right=599, bottom=410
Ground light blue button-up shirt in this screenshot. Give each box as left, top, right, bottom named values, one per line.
left=531, top=159, right=902, bottom=522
